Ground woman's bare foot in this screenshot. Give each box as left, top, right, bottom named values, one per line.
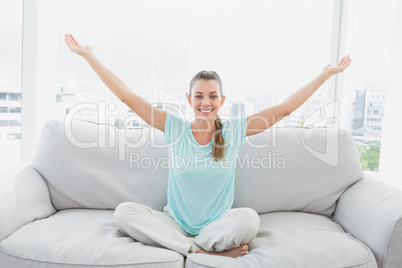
left=196, top=244, right=248, bottom=258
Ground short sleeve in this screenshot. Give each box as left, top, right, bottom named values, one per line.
left=163, top=112, right=186, bottom=145
left=236, top=116, right=248, bottom=147
left=222, top=116, right=248, bottom=150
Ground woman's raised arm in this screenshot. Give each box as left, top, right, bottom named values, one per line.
left=245, top=55, right=352, bottom=137
left=64, top=33, right=167, bottom=132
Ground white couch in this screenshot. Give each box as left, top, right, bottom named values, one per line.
left=1, top=119, right=402, bottom=267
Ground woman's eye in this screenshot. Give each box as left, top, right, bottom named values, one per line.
left=211, top=95, right=217, bottom=98
left=195, top=96, right=202, bottom=98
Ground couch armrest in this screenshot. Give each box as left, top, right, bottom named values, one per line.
left=333, top=173, right=402, bottom=268
left=0, top=164, right=56, bottom=241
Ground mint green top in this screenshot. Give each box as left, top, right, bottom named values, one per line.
left=163, top=112, right=247, bottom=235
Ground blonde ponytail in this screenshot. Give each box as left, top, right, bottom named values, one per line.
left=212, top=115, right=225, bottom=161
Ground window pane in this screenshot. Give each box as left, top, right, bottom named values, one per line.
left=56, top=0, right=333, bottom=127
left=0, top=0, right=23, bottom=171
left=345, top=0, right=396, bottom=172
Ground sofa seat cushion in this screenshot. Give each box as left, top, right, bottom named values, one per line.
left=186, top=212, right=377, bottom=268
left=0, top=209, right=183, bottom=268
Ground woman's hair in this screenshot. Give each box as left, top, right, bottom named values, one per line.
left=189, top=70, right=225, bottom=162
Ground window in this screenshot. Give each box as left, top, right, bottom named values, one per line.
left=344, top=0, right=396, bottom=172
left=7, top=133, right=21, bottom=140
left=9, top=120, right=21, bottom=126
left=16, top=0, right=399, bottom=173
left=9, top=107, right=21, bottom=113
left=8, top=93, right=21, bottom=101
left=0, top=0, right=23, bottom=171
left=56, top=0, right=333, bottom=127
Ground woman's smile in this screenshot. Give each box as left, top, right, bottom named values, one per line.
left=199, top=109, right=214, bottom=115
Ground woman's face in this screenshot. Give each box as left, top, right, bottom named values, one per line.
left=187, top=79, right=225, bottom=122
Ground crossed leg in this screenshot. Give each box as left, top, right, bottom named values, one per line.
left=193, top=208, right=260, bottom=257
left=114, top=203, right=260, bottom=258
left=114, top=202, right=200, bottom=256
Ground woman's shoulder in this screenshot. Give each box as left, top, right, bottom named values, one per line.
left=163, top=112, right=188, bottom=144
left=222, top=115, right=247, bottom=129
left=166, top=112, right=187, bottom=125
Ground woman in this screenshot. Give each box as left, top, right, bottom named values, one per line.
left=64, top=33, right=351, bottom=258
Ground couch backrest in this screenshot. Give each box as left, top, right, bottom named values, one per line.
left=233, top=127, right=363, bottom=216
left=33, top=119, right=363, bottom=216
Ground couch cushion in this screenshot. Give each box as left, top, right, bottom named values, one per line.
left=0, top=164, right=55, bottom=241
left=186, top=212, right=377, bottom=268
left=0, top=209, right=184, bottom=268
left=32, top=119, right=170, bottom=210
left=33, top=120, right=362, bottom=216
left=233, top=127, right=364, bottom=216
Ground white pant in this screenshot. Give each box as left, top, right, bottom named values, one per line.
left=114, top=202, right=260, bottom=256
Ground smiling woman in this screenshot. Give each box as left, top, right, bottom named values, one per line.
left=65, top=24, right=351, bottom=257
left=2, top=1, right=401, bottom=267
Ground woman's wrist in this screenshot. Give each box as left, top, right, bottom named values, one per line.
left=83, top=49, right=94, bottom=61
left=320, top=70, right=332, bottom=81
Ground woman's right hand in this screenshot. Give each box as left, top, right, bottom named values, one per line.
left=64, top=33, right=92, bottom=57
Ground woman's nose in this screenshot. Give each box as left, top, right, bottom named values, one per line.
left=201, top=98, right=211, bottom=105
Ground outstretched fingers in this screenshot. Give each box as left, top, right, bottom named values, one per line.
left=339, top=56, right=346, bottom=66
left=341, top=56, right=352, bottom=70
left=338, top=55, right=348, bottom=66
left=64, top=35, right=74, bottom=49
left=345, top=56, right=352, bottom=67
left=336, top=55, right=352, bottom=72
left=64, top=34, right=79, bottom=49
left=340, top=55, right=351, bottom=67
left=64, top=34, right=74, bottom=48
left=69, top=34, right=82, bottom=48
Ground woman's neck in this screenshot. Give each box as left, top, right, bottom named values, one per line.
left=191, top=118, right=216, bottom=137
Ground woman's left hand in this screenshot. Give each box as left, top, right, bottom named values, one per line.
left=323, top=55, right=352, bottom=77
left=65, top=33, right=93, bottom=58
